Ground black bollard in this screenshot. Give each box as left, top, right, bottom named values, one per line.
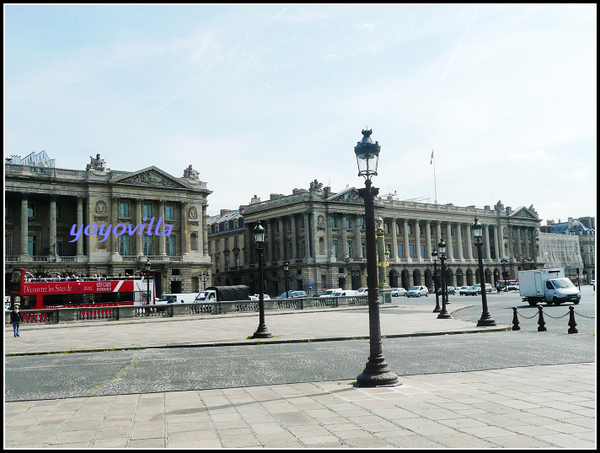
left=512, top=306, right=520, bottom=331
left=568, top=305, right=578, bottom=334
left=537, top=304, right=547, bottom=332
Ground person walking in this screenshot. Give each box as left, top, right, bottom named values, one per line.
left=10, top=304, right=23, bottom=338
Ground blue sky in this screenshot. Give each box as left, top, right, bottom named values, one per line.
left=4, top=4, right=596, bottom=222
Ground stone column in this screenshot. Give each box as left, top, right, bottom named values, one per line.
left=111, top=197, right=120, bottom=259
left=291, top=214, right=297, bottom=261
left=278, top=218, right=285, bottom=263
left=49, top=195, right=57, bottom=259
left=304, top=213, right=311, bottom=259
left=326, top=214, right=333, bottom=260
left=159, top=201, right=167, bottom=256
left=180, top=202, right=188, bottom=256
left=76, top=197, right=85, bottom=258
left=403, top=218, right=411, bottom=262
left=355, top=214, right=363, bottom=259
left=466, top=221, right=474, bottom=260
left=135, top=199, right=143, bottom=256
left=20, top=195, right=29, bottom=259
left=456, top=222, right=464, bottom=261
left=341, top=215, right=348, bottom=259
left=484, top=224, right=492, bottom=260
left=391, top=217, right=399, bottom=261
left=425, top=220, right=432, bottom=260
left=415, top=219, right=422, bottom=262
left=446, top=222, right=454, bottom=261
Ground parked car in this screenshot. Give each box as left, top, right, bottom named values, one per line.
left=464, top=286, right=478, bottom=296
left=406, top=286, right=428, bottom=297
left=274, top=291, right=307, bottom=299
left=320, top=288, right=342, bottom=297
left=458, top=286, right=470, bottom=295
left=356, top=288, right=368, bottom=294
left=391, top=287, right=407, bottom=297
left=507, top=282, right=520, bottom=291
left=250, top=294, right=271, bottom=300
left=437, top=286, right=456, bottom=295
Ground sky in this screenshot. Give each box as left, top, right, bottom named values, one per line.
left=4, top=4, right=597, bottom=223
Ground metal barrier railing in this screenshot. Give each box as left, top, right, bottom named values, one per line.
left=512, top=304, right=594, bottom=334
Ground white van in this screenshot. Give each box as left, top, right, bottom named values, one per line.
left=156, top=293, right=199, bottom=304
left=333, top=289, right=359, bottom=297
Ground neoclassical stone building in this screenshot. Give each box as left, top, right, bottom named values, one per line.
left=218, top=180, right=542, bottom=297
left=5, top=152, right=212, bottom=296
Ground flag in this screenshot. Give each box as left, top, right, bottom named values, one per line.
left=430, top=149, right=434, bottom=165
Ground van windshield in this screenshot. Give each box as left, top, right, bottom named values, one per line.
left=158, top=295, right=175, bottom=302
left=552, top=278, right=575, bottom=289
left=195, top=291, right=209, bottom=301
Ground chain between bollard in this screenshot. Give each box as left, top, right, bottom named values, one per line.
left=511, top=304, right=588, bottom=334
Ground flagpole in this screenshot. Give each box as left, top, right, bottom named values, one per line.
left=431, top=148, right=438, bottom=205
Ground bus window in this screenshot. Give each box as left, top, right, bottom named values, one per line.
left=43, top=294, right=65, bottom=307
left=116, top=292, right=134, bottom=303
left=64, top=294, right=80, bottom=305
left=81, top=294, right=96, bottom=304
left=98, top=293, right=116, bottom=304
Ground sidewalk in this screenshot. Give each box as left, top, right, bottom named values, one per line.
left=4, top=304, right=596, bottom=448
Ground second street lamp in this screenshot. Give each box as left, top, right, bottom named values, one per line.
left=252, top=222, right=272, bottom=339
left=354, top=129, right=399, bottom=388
left=432, top=249, right=441, bottom=312
left=472, top=217, right=496, bottom=326
left=437, top=239, right=451, bottom=319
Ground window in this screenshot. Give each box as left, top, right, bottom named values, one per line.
left=119, top=202, right=129, bottom=218
left=28, top=234, right=37, bottom=256
left=144, top=236, right=153, bottom=256
left=332, top=240, right=338, bottom=258
left=409, top=245, right=414, bottom=258
left=166, top=205, right=175, bottom=220
left=119, top=235, right=130, bottom=255
left=330, top=216, right=337, bottom=228
left=347, top=240, right=353, bottom=258
left=398, top=244, right=404, bottom=258
left=345, top=218, right=351, bottom=229
left=57, top=236, right=64, bottom=256
left=166, top=236, right=177, bottom=256
left=27, top=201, right=36, bottom=218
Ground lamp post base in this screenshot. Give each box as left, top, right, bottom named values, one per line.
left=437, top=310, right=452, bottom=319
left=252, top=325, right=272, bottom=339
left=477, top=315, right=496, bottom=326
left=355, top=357, right=400, bottom=388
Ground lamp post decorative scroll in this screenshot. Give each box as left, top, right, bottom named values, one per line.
left=472, top=217, right=496, bottom=326
left=436, top=239, right=451, bottom=319
left=432, top=249, right=441, bottom=312
left=252, top=222, right=272, bottom=339
left=354, top=129, right=399, bottom=388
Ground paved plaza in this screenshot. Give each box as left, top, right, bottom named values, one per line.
left=4, top=304, right=596, bottom=449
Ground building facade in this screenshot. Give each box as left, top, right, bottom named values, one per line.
left=207, top=209, right=246, bottom=286
left=540, top=217, right=595, bottom=282
left=209, top=180, right=542, bottom=297
left=5, top=153, right=212, bottom=296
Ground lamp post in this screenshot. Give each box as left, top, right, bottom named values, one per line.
left=432, top=249, right=441, bottom=312
left=437, top=239, right=451, bottom=319
left=472, top=217, right=496, bottom=326
left=252, top=222, right=272, bottom=339
left=145, top=259, right=152, bottom=304
left=354, top=129, right=399, bottom=388
left=500, top=258, right=509, bottom=292
left=284, top=261, right=290, bottom=297
left=200, top=270, right=209, bottom=290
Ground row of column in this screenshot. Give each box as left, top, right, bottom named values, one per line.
left=18, top=195, right=201, bottom=259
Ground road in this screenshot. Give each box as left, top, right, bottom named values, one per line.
left=5, top=285, right=595, bottom=402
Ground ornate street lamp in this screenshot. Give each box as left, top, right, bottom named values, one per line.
left=437, top=239, right=451, bottom=319
left=145, top=259, right=152, bottom=304
left=472, top=217, right=496, bottom=326
left=432, top=249, right=441, bottom=312
left=354, top=129, right=399, bottom=388
left=284, top=261, right=290, bottom=297
left=252, top=222, right=272, bottom=338
left=500, top=258, right=509, bottom=292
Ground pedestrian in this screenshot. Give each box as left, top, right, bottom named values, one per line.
left=10, top=304, right=23, bottom=338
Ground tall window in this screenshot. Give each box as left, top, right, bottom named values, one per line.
left=165, top=205, right=175, bottom=220
left=332, top=240, right=338, bottom=259
left=57, top=236, right=64, bottom=256
left=143, top=203, right=152, bottom=218
left=144, top=236, right=153, bottom=256
left=27, top=201, right=36, bottom=218
left=330, top=216, right=337, bottom=228
left=119, top=202, right=129, bottom=218
left=347, top=240, right=353, bottom=258
left=28, top=234, right=37, bottom=255
left=119, top=235, right=130, bottom=255
left=398, top=244, right=404, bottom=258
left=166, top=236, right=176, bottom=256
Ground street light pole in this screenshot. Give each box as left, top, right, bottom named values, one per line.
left=472, top=217, right=496, bottom=326
left=437, top=239, right=451, bottom=319
left=284, top=261, right=290, bottom=297
left=432, top=249, right=440, bottom=312
left=252, top=222, right=272, bottom=339
left=354, top=129, right=399, bottom=388
left=145, top=259, right=152, bottom=305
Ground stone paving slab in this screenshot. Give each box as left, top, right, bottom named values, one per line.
left=4, top=363, right=595, bottom=448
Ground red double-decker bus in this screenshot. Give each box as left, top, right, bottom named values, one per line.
left=7, top=268, right=154, bottom=310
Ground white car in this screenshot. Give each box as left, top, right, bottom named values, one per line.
left=391, top=288, right=407, bottom=297
left=406, top=286, right=429, bottom=297
left=250, top=294, right=271, bottom=300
